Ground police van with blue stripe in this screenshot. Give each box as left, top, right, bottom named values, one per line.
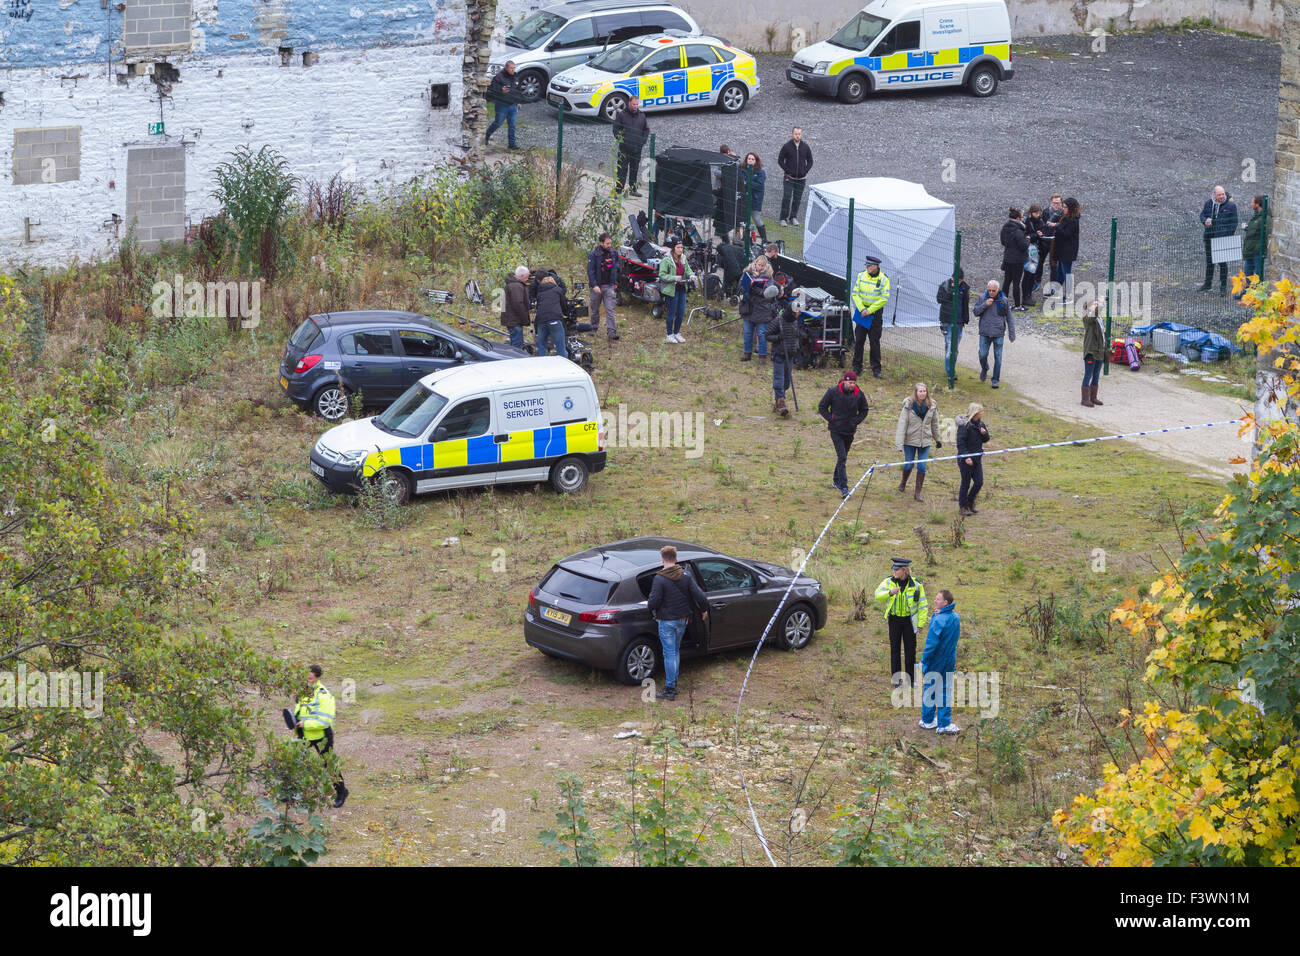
left=310, top=357, right=606, bottom=504
left=787, top=0, right=1013, bottom=103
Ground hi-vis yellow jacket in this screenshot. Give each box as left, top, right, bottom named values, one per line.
left=852, top=269, right=890, bottom=326
left=874, top=575, right=929, bottom=630
left=294, top=682, right=336, bottom=743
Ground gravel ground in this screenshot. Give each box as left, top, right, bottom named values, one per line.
left=512, top=28, right=1280, bottom=331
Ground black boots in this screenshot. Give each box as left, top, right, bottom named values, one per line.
left=333, top=782, right=349, bottom=808
left=655, top=685, right=677, bottom=701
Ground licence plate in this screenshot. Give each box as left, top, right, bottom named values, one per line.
left=310, top=461, right=325, bottom=477
left=542, top=606, right=572, bottom=626
left=547, top=94, right=564, bottom=107
left=788, top=70, right=805, bottom=83
left=280, top=375, right=289, bottom=390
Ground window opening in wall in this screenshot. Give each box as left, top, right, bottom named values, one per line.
left=430, top=83, right=450, bottom=109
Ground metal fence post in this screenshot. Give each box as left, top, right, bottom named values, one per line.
left=646, top=133, right=656, bottom=230
left=1104, top=217, right=1117, bottom=375
left=554, top=102, right=565, bottom=240
left=843, top=199, right=855, bottom=346
left=1260, top=194, right=1270, bottom=283
left=949, top=230, right=962, bottom=389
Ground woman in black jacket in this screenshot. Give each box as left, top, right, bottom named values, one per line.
left=533, top=275, right=568, bottom=359
left=1024, top=204, right=1049, bottom=304
left=956, top=402, right=990, bottom=516
left=999, top=208, right=1031, bottom=310
left=1051, top=198, right=1082, bottom=297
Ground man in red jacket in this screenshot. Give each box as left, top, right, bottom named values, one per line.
left=818, top=370, right=869, bottom=499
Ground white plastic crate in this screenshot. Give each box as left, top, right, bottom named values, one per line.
left=1152, top=329, right=1182, bottom=355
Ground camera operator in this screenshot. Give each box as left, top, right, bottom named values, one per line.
left=534, top=274, right=568, bottom=359
left=587, top=233, right=621, bottom=342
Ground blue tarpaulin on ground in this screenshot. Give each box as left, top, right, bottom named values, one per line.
left=1129, top=322, right=1241, bottom=353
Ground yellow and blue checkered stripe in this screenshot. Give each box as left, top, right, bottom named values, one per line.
left=362, top=422, right=599, bottom=478
left=604, top=56, right=755, bottom=103
left=830, top=43, right=1010, bottom=76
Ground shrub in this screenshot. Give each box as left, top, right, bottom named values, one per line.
left=212, top=144, right=299, bottom=281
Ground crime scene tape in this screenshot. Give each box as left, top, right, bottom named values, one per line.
left=732, top=417, right=1246, bottom=866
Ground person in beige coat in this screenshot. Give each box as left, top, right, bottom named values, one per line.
left=895, top=383, right=943, bottom=502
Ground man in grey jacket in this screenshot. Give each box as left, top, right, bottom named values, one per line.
left=972, top=280, right=1016, bottom=389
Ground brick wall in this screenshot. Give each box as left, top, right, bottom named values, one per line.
left=12, top=127, right=81, bottom=186
left=1268, top=0, right=1300, bottom=281
left=125, top=146, right=186, bottom=250
left=123, top=0, right=194, bottom=55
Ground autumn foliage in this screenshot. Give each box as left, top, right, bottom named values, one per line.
left=1053, top=272, right=1300, bottom=866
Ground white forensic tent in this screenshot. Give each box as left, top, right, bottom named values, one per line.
left=802, top=178, right=955, bottom=328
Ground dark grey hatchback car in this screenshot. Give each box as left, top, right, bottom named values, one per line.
left=525, top=537, right=828, bottom=684
left=279, top=310, right=526, bottom=422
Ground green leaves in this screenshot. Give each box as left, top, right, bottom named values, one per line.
left=211, top=145, right=298, bottom=281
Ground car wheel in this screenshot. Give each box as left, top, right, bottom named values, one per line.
left=600, top=92, right=629, bottom=122
left=517, top=69, right=546, bottom=102
left=776, top=603, right=815, bottom=650
left=371, top=469, right=411, bottom=506
left=968, top=65, right=998, bottom=97
left=718, top=82, right=748, bottom=114
left=614, top=635, right=661, bottom=685
left=313, top=384, right=350, bottom=422
left=837, top=73, right=867, bottom=104
left=549, top=455, right=589, bottom=494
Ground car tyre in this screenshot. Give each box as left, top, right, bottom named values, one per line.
left=517, top=69, right=547, bottom=102
left=776, top=603, right=816, bottom=650
left=313, top=384, right=350, bottom=422
left=968, top=64, right=998, bottom=97
left=837, top=73, right=868, bottom=104
left=549, top=455, right=589, bottom=494
left=614, top=635, right=661, bottom=685
left=718, top=82, right=748, bottom=114
left=600, top=92, right=630, bottom=122
left=371, top=468, right=411, bottom=506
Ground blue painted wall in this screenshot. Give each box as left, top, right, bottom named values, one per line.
left=1, top=0, right=465, bottom=69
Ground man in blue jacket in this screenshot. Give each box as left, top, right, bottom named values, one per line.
left=918, top=589, right=961, bottom=734
left=1198, top=185, right=1238, bottom=295
left=587, top=233, right=621, bottom=341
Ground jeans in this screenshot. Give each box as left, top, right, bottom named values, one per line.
left=1083, top=355, right=1101, bottom=388
left=1003, top=262, right=1025, bottom=307
left=1239, top=254, right=1263, bottom=299
left=590, top=286, right=617, bottom=334
left=536, top=319, right=566, bottom=359
left=742, top=318, right=768, bottom=356
left=772, top=352, right=792, bottom=400
left=888, top=614, right=916, bottom=682
left=485, top=103, right=517, bottom=147
left=979, top=334, right=1004, bottom=384
left=657, top=618, right=687, bottom=688
left=958, top=457, right=983, bottom=509
left=903, top=444, right=931, bottom=476
left=780, top=175, right=806, bottom=221
left=921, top=669, right=953, bottom=727
left=665, top=288, right=687, bottom=335
left=942, top=322, right=963, bottom=382
left=830, top=430, right=853, bottom=491
left=506, top=325, right=525, bottom=350
left=1057, top=260, right=1074, bottom=296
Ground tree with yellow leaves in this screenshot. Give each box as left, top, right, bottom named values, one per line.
left=1053, top=272, right=1300, bottom=866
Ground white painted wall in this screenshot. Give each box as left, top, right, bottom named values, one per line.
left=1, top=45, right=464, bottom=268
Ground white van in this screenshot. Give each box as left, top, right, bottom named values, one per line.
left=309, top=357, right=606, bottom=504
left=787, top=0, right=1013, bottom=103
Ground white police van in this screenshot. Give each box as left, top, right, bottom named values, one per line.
left=786, top=0, right=1013, bottom=103
left=309, top=357, right=606, bottom=504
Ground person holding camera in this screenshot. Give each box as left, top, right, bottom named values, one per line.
left=287, top=663, right=349, bottom=808
left=658, top=240, right=696, bottom=344
left=737, top=254, right=775, bottom=362
left=818, top=369, right=868, bottom=499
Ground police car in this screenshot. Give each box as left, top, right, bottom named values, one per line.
left=546, top=33, right=759, bottom=120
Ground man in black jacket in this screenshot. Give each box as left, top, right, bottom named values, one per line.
left=612, top=98, right=649, bottom=196
left=818, top=370, right=869, bottom=499
left=587, top=233, right=621, bottom=341
left=646, top=544, right=708, bottom=701
left=485, top=61, right=522, bottom=149
left=777, top=127, right=813, bottom=226
left=717, top=230, right=747, bottom=297
left=1198, top=185, right=1239, bottom=295
left=936, top=270, right=970, bottom=384
left=766, top=284, right=799, bottom=417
